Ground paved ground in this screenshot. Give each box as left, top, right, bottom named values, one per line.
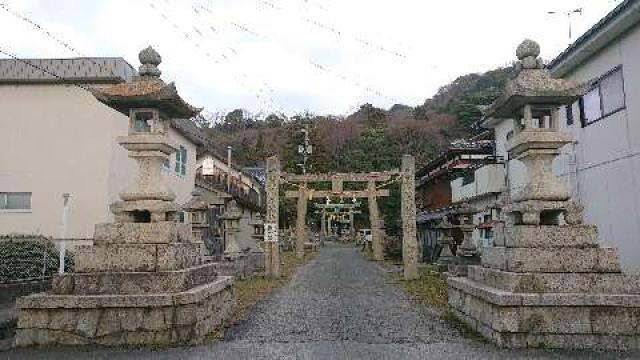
left=4, top=244, right=640, bottom=359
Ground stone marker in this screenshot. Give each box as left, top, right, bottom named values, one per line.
left=14, top=47, right=234, bottom=347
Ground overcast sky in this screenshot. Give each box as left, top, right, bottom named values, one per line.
left=0, top=0, right=624, bottom=116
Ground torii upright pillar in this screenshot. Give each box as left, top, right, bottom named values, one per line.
left=402, top=154, right=418, bottom=280
left=265, top=156, right=281, bottom=278
left=295, top=187, right=308, bottom=259
left=368, top=181, right=384, bottom=261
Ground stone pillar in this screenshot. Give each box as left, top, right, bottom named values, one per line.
left=368, top=181, right=383, bottom=261
left=401, top=155, right=418, bottom=280
left=295, top=187, right=308, bottom=259
left=222, top=200, right=243, bottom=260
left=265, top=156, right=281, bottom=278
left=349, top=209, right=355, bottom=241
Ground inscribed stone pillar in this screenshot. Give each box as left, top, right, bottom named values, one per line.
left=295, top=187, right=308, bottom=259
left=265, top=156, right=281, bottom=278
left=402, top=154, right=418, bottom=280
left=368, top=181, right=383, bottom=261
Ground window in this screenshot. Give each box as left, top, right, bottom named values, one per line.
left=580, top=66, right=625, bottom=126
left=0, top=192, right=31, bottom=211
left=175, top=146, right=187, bottom=176
left=462, top=172, right=475, bottom=186
left=565, top=103, right=574, bottom=125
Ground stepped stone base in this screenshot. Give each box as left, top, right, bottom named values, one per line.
left=448, top=272, right=640, bottom=350
left=14, top=276, right=234, bottom=347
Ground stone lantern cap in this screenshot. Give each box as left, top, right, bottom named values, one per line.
left=183, top=190, right=209, bottom=211
left=482, top=39, right=585, bottom=120
left=91, top=46, right=202, bottom=118
left=220, top=200, right=242, bottom=220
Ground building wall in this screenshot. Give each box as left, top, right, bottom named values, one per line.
left=556, top=24, right=640, bottom=272
left=0, top=84, right=199, bottom=239
left=416, top=179, right=452, bottom=213
left=0, top=84, right=117, bottom=239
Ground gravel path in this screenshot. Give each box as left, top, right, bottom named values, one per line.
left=5, top=244, right=640, bottom=359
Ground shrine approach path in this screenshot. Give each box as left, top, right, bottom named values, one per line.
left=6, top=243, right=637, bottom=359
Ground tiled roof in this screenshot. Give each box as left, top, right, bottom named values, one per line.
left=0, top=57, right=135, bottom=84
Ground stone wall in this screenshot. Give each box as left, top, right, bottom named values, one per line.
left=15, top=277, right=234, bottom=347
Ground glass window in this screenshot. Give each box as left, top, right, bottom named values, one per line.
left=175, top=146, right=187, bottom=176
left=600, top=68, right=625, bottom=115
left=580, top=66, right=625, bottom=126
left=582, top=87, right=601, bottom=124
left=0, top=192, right=31, bottom=210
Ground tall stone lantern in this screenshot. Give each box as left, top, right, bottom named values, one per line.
left=183, top=189, right=210, bottom=256
left=14, top=47, right=235, bottom=347
left=221, top=200, right=243, bottom=260
left=448, top=40, right=640, bottom=351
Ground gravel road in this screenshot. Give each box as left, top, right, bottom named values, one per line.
left=5, top=244, right=639, bottom=359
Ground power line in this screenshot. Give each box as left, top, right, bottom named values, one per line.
left=192, top=1, right=401, bottom=104
left=148, top=1, right=286, bottom=114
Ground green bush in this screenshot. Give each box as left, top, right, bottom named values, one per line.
left=0, top=238, right=74, bottom=283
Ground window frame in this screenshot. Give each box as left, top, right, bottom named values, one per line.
left=0, top=192, right=32, bottom=212
left=579, top=65, right=626, bottom=127
left=175, top=145, right=187, bottom=176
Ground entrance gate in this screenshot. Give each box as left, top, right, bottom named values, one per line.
left=263, top=155, right=418, bottom=280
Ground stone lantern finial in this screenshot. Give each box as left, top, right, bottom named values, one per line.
left=515, top=39, right=544, bottom=70
left=138, top=46, right=162, bottom=77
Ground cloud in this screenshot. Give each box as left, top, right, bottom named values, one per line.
left=0, top=0, right=623, bottom=115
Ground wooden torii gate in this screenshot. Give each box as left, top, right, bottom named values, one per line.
left=263, top=155, right=418, bottom=280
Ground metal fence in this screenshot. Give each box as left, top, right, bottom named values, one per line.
left=0, top=236, right=82, bottom=284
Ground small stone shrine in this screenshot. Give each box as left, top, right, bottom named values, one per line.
left=448, top=40, right=640, bottom=350
left=15, top=47, right=234, bottom=347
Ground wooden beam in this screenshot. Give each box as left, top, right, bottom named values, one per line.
left=281, top=171, right=399, bottom=183
left=285, top=189, right=389, bottom=199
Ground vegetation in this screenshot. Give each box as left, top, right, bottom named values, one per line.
left=393, top=266, right=449, bottom=310
left=0, top=237, right=73, bottom=282
left=196, top=65, right=515, bottom=234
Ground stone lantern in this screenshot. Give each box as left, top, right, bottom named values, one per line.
left=448, top=40, right=640, bottom=351
left=15, top=47, right=235, bottom=347
left=183, top=189, right=209, bottom=255
left=249, top=212, right=265, bottom=244
left=434, top=215, right=455, bottom=270
left=448, top=203, right=478, bottom=276
left=221, top=200, right=243, bottom=260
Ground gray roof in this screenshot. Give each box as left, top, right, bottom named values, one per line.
left=171, top=118, right=207, bottom=146
left=548, top=0, right=640, bottom=77
left=0, top=57, right=135, bottom=84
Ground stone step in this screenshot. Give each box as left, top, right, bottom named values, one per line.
left=74, top=243, right=201, bottom=273
left=481, top=246, right=620, bottom=273
left=51, top=263, right=218, bottom=295
left=93, top=222, right=192, bottom=245
left=494, top=224, right=599, bottom=248
left=467, top=266, right=640, bottom=294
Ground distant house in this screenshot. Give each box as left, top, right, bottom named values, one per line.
left=484, top=0, right=640, bottom=272
left=0, top=57, right=264, bottom=246
left=415, top=138, right=495, bottom=261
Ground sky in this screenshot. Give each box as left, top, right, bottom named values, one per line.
left=0, top=0, right=625, bottom=117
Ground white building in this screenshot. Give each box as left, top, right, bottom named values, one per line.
left=484, top=0, right=640, bottom=272
left=0, top=57, right=201, bottom=240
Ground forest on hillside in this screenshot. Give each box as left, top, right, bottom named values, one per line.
left=195, top=65, right=515, bottom=233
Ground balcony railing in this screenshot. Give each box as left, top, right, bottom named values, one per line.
left=195, top=173, right=265, bottom=212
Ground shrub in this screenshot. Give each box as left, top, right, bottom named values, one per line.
left=0, top=237, right=74, bottom=283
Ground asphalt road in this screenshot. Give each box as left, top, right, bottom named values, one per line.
left=4, top=244, right=639, bottom=359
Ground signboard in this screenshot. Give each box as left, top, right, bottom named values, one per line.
left=202, top=158, right=214, bottom=176
left=264, top=223, right=278, bottom=242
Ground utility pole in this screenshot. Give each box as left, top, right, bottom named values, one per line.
left=227, top=146, right=232, bottom=192
left=297, top=127, right=312, bottom=174
left=547, top=8, right=582, bottom=43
